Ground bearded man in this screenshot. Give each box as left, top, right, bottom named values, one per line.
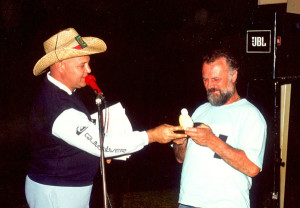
left=173, top=49, right=267, bottom=208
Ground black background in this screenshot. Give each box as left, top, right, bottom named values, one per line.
left=0, top=1, right=299, bottom=207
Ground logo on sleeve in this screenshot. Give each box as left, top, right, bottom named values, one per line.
left=76, top=126, right=88, bottom=135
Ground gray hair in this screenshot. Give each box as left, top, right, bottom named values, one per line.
left=202, top=49, right=240, bottom=72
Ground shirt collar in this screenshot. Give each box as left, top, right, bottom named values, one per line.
left=47, top=72, right=73, bottom=95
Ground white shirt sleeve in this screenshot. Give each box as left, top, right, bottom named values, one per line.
left=52, top=108, right=149, bottom=157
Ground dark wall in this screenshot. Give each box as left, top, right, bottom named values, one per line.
left=0, top=1, right=299, bottom=208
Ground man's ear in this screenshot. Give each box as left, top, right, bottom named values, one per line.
left=55, top=61, right=64, bottom=73
left=50, top=61, right=64, bottom=77
left=232, top=70, right=238, bottom=84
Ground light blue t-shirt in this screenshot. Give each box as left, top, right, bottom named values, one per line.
left=179, top=99, right=267, bottom=208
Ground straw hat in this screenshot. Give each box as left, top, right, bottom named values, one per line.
left=33, top=28, right=107, bottom=76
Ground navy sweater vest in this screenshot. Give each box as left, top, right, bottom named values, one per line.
left=28, top=78, right=99, bottom=186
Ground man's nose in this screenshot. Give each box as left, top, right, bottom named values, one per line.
left=85, top=65, right=91, bottom=73
left=206, top=80, right=214, bottom=89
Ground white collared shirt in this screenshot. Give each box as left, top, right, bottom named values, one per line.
left=47, top=72, right=73, bottom=95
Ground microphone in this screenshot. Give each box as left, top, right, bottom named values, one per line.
left=85, top=75, right=103, bottom=96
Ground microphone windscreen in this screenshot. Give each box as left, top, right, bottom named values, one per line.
left=85, top=75, right=96, bottom=86
left=85, top=75, right=102, bottom=95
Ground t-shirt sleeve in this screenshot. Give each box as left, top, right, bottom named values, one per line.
left=239, top=110, right=267, bottom=171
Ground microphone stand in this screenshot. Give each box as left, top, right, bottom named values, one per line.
left=94, top=92, right=108, bottom=208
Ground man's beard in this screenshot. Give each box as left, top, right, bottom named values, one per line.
left=207, top=87, right=234, bottom=106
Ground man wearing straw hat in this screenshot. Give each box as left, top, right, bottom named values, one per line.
left=25, top=28, right=186, bottom=208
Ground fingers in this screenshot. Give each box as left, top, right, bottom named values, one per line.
left=171, top=125, right=184, bottom=131
left=184, top=124, right=215, bottom=146
left=172, top=132, right=187, bottom=139
left=147, top=124, right=188, bottom=144
left=185, top=124, right=210, bottom=135
left=160, top=124, right=186, bottom=143
left=185, top=127, right=197, bottom=132
left=167, top=125, right=186, bottom=139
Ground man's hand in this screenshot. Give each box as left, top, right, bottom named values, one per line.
left=185, top=124, right=215, bottom=147
left=173, top=124, right=213, bottom=164
left=147, top=124, right=186, bottom=144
